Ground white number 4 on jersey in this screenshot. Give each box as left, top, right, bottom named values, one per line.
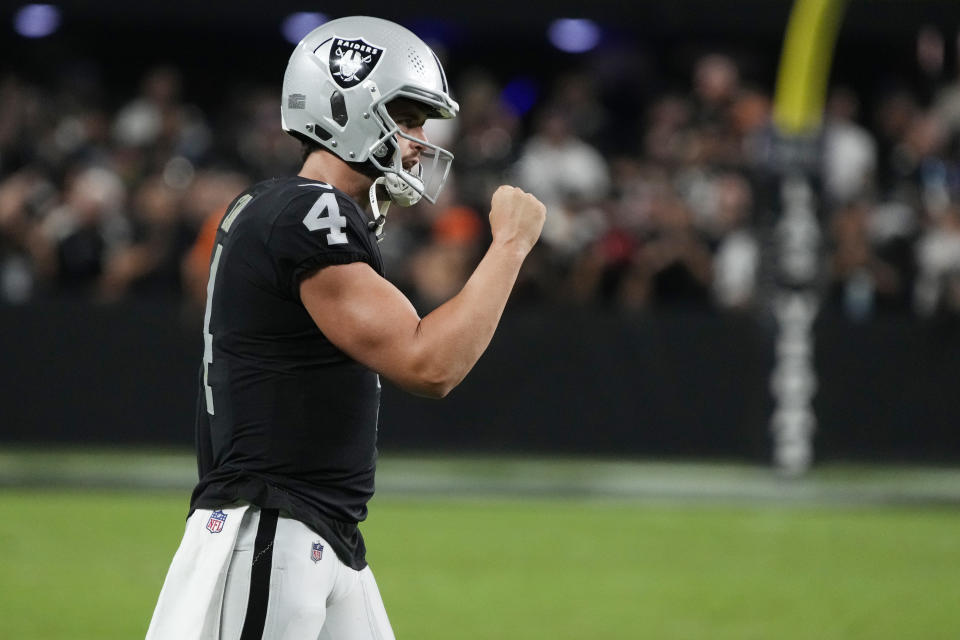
left=302, top=192, right=348, bottom=245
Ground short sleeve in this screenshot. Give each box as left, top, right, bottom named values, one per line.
left=268, top=187, right=374, bottom=299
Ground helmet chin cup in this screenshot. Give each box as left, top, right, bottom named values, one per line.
left=384, top=171, right=423, bottom=207
left=365, top=169, right=424, bottom=243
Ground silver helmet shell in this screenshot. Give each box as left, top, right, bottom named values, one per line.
left=281, top=16, right=459, bottom=203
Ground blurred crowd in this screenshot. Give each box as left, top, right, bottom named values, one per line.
left=3, top=29, right=960, bottom=320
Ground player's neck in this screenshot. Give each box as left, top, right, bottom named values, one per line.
left=298, top=151, right=374, bottom=205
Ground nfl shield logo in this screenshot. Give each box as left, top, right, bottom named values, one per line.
left=328, top=38, right=384, bottom=88
left=311, top=541, right=324, bottom=563
left=206, top=509, right=227, bottom=534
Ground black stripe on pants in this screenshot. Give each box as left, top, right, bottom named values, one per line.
left=239, top=508, right=279, bottom=640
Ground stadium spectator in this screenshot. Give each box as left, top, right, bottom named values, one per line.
left=710, top=172, right=760, bottom=310
left=643, top=95, right=695, bottom=167
left=873, top=90, right=921, bottom=198
left=1, top=33, right=959, bottom=320
left=0, top=75, right=45, bottom=175
left=228, top=88, right=301, bottom=179
left=914, top=204, right=960, bottom=316
left=567, top=158, right=651, bottom=306
left=729, top=86, right=772, bottom=167
left=688, top=53, right=743, bottom=167
left=450, top=73, right=520, bottom=214
left=549, top=72, right=611, bottom=148
left=98, top=174, right=193, bottom=301
left=0, top=169, right=55, bottom=303
left=634, top=189, right=714, bottom=309
left=113, top=67, right=210, bottom=159
left=828, top=200, right=907, bottom=320
left=822, top=87, right=878, bottom=206
left=915, top=25, right=947, bottom=106
left=32, top=165, right=129, bottom=296
left=513, top=107, right=610, bottom=260
left=180, top=170, right=251, bottom=310
left=408, top=203, right=485, bottom=308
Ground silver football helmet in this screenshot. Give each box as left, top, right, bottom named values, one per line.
left=281, top=16, right=459, bottom=205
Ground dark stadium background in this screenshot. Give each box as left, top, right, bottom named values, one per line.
left=8, top=2, right=960, bottom=128
left=3, top=4, right=960, bottom=639
left=2, top=0, right=959, bottom=464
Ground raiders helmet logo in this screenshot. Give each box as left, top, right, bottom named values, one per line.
left=329, top=37, right=384, bottom=88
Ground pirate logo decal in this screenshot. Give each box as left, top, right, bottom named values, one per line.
left=329, top=37, right=384, bottom=88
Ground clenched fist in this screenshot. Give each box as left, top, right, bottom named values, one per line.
left=488, top=186, right=546, bottom=256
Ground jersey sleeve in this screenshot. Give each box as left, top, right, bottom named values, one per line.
left=268, top=187, right=375, bottom=299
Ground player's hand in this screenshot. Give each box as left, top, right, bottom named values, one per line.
left=488, top=186, right=546, bottom=256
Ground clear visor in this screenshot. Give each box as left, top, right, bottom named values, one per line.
left=367, top=92, right=455, bottom=204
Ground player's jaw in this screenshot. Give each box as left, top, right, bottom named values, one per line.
left=386, top=98, right=429, bottom=172
left=401, top=154, right=420, bottom=172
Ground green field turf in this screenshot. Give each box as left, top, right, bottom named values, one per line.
left=1, top=489, right=958, bottom=639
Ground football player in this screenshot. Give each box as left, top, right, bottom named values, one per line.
left=146, top=15, right=545, bottom=640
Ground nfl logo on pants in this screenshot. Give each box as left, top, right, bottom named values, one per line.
left=311, top=541, right=324, bottom=563
left=206, top=510, right=227, bottom=534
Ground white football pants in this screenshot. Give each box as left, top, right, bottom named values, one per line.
left=145, top=503, right=395, bottom=640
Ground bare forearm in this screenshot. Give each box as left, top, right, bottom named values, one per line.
left=410, top=240, right=527, bottom=396
left=300, top=186, right=544, bottom=399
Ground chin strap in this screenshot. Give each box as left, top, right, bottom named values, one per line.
left=367, top=178, right=391, bottom=242
left=366, top=171, right=425, bottom=242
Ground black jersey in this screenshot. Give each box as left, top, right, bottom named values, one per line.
left=190, top=176, right=384, bottom=570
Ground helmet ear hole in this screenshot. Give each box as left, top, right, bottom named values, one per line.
left=330, top=91, right=349, bottom=126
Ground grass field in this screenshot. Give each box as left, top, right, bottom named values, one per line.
left=1, top=452, right=959, bottom=639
